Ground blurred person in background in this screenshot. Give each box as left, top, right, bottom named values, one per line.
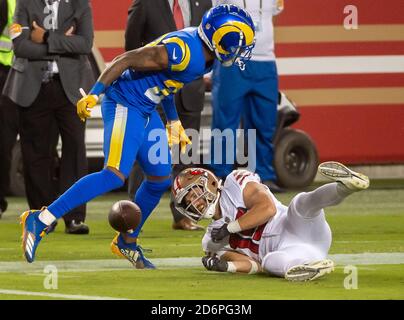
left=2, top=0, right=95, bottom=233
left=125, top=0, right=212, bottom=231
left=0, top=0, right=17, bottom=219
left=209, top=0, right=284, bottom=193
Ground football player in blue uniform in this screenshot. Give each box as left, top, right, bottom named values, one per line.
left=20, top=4, right=256, bottom=267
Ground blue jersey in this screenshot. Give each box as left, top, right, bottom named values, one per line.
left=105, top=27, right=212, bottom=116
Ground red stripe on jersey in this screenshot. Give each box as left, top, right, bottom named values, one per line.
left=235, top=207, right=247, bottom=219
left=238, top=175, right=249, bottom=186
left=229, top=235, right=259, bottom=254
left=228, top=208, right=267, bottom=254
left=233, top=170, right=251, bottom=184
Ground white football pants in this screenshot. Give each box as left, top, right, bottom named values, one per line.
left=261, top=182, right=352, bottom=277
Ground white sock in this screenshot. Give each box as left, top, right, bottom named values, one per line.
left=38, top=209, right=56, bottom=226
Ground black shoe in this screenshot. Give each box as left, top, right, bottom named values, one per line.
left=0, top=199, right=8, bottom=219
left=65, top=220, right=90, bottom=235
left=262, top=180, right=286, bottom=193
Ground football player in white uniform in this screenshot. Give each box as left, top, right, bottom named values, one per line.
left=172, top=162, right=369, bottom=281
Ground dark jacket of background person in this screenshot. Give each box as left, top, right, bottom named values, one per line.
left=0, top=0, right=17, bottom=216
left=3, top=0, right=94, bottom=107
left=125, top=0, right=212, bottom=229
left=0, top=0, right=7, bottom=32
left=2, top=0, right=95, bottom=232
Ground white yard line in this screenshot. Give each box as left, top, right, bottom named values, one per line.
left=0, top=289, right=129, bottom=300
left=330, top=252, right=404, bottom=266
left=0, top=253, right=403, bottom=274
left=0, top=253, right=403, bottom=300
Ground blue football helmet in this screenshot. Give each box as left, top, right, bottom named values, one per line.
left=198, top=4, right=256, bottom=69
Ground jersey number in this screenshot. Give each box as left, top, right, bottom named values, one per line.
left=144, top=79, right=184, bottom=104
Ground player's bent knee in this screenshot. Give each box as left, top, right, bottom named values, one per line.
left=106, top=166, right=126, bottom=182
left=103, top=167, right=126, bottom=189
left=146, top=175, right=171, bottom=189
left=142, top=176, right=171, bottom=193
left=137, top=176, right=171, bottom=197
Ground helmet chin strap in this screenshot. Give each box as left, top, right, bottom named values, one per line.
left=202, top=195, right=220, bottom=219
left=233, top=33, right=245, bottom=70
left=202, top=179, right=222, bottom=220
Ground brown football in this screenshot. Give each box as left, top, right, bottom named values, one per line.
left=108, top=200, right=142, bottom=233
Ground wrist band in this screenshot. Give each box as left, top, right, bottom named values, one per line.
left=248, top=260, right=259, bottom=274
left=89, top=81, right=106, bottom=96
left=227, top=262, right=237, bottom=273
left=227, top=220, right=242, bottom=233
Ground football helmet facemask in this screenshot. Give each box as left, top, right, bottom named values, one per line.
left=172, top=168, right=222, bottom=222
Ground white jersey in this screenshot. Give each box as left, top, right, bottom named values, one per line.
left=203, top=170, right=333, bottom=275
left=202, top=169, right=288, bottom=261
left=213, top=0, right=284, bottom=61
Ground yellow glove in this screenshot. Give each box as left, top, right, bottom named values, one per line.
left=77, top=89, right=98, bottom=122
left=166, top=120, right=192, bottom=154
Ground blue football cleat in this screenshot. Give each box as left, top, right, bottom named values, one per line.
left=111, top=233, right=156, bottom=269
left=20, top=210, right=49, bottom=263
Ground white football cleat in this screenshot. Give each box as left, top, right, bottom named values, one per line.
left=318, top=161, right=370, bottom=191
left=285, top=259, right=335, bottom=282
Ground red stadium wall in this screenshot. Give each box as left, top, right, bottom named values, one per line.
left=91, top=0, right=404, bottom=164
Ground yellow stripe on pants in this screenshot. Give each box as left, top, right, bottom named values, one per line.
left=106, top=104, right=128, bottom=169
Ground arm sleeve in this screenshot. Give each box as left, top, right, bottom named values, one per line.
left=0, top=0, right=7, bottom=34
left=47, top=3, right=94, bottom=54
left=11, top=0, right=53, bottom=60
left=161, top=94, right=179, bottom=121
left=124, top=0, right=145, bottom=51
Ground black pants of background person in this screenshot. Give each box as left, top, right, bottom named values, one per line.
left=128, top=82, right=204, bottom=228
left=0, top=64, right=19, bottom=216
left=18, top=76, right=88, bottom=228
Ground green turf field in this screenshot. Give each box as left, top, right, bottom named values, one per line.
left=0, top=183, right=403, bottom=300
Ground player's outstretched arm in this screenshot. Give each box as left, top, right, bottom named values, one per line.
left=98, top=45, right=169, bottom=88
left=202, top=251, right=261, bottom=274
left=77, top=45, right=169, bottom=121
